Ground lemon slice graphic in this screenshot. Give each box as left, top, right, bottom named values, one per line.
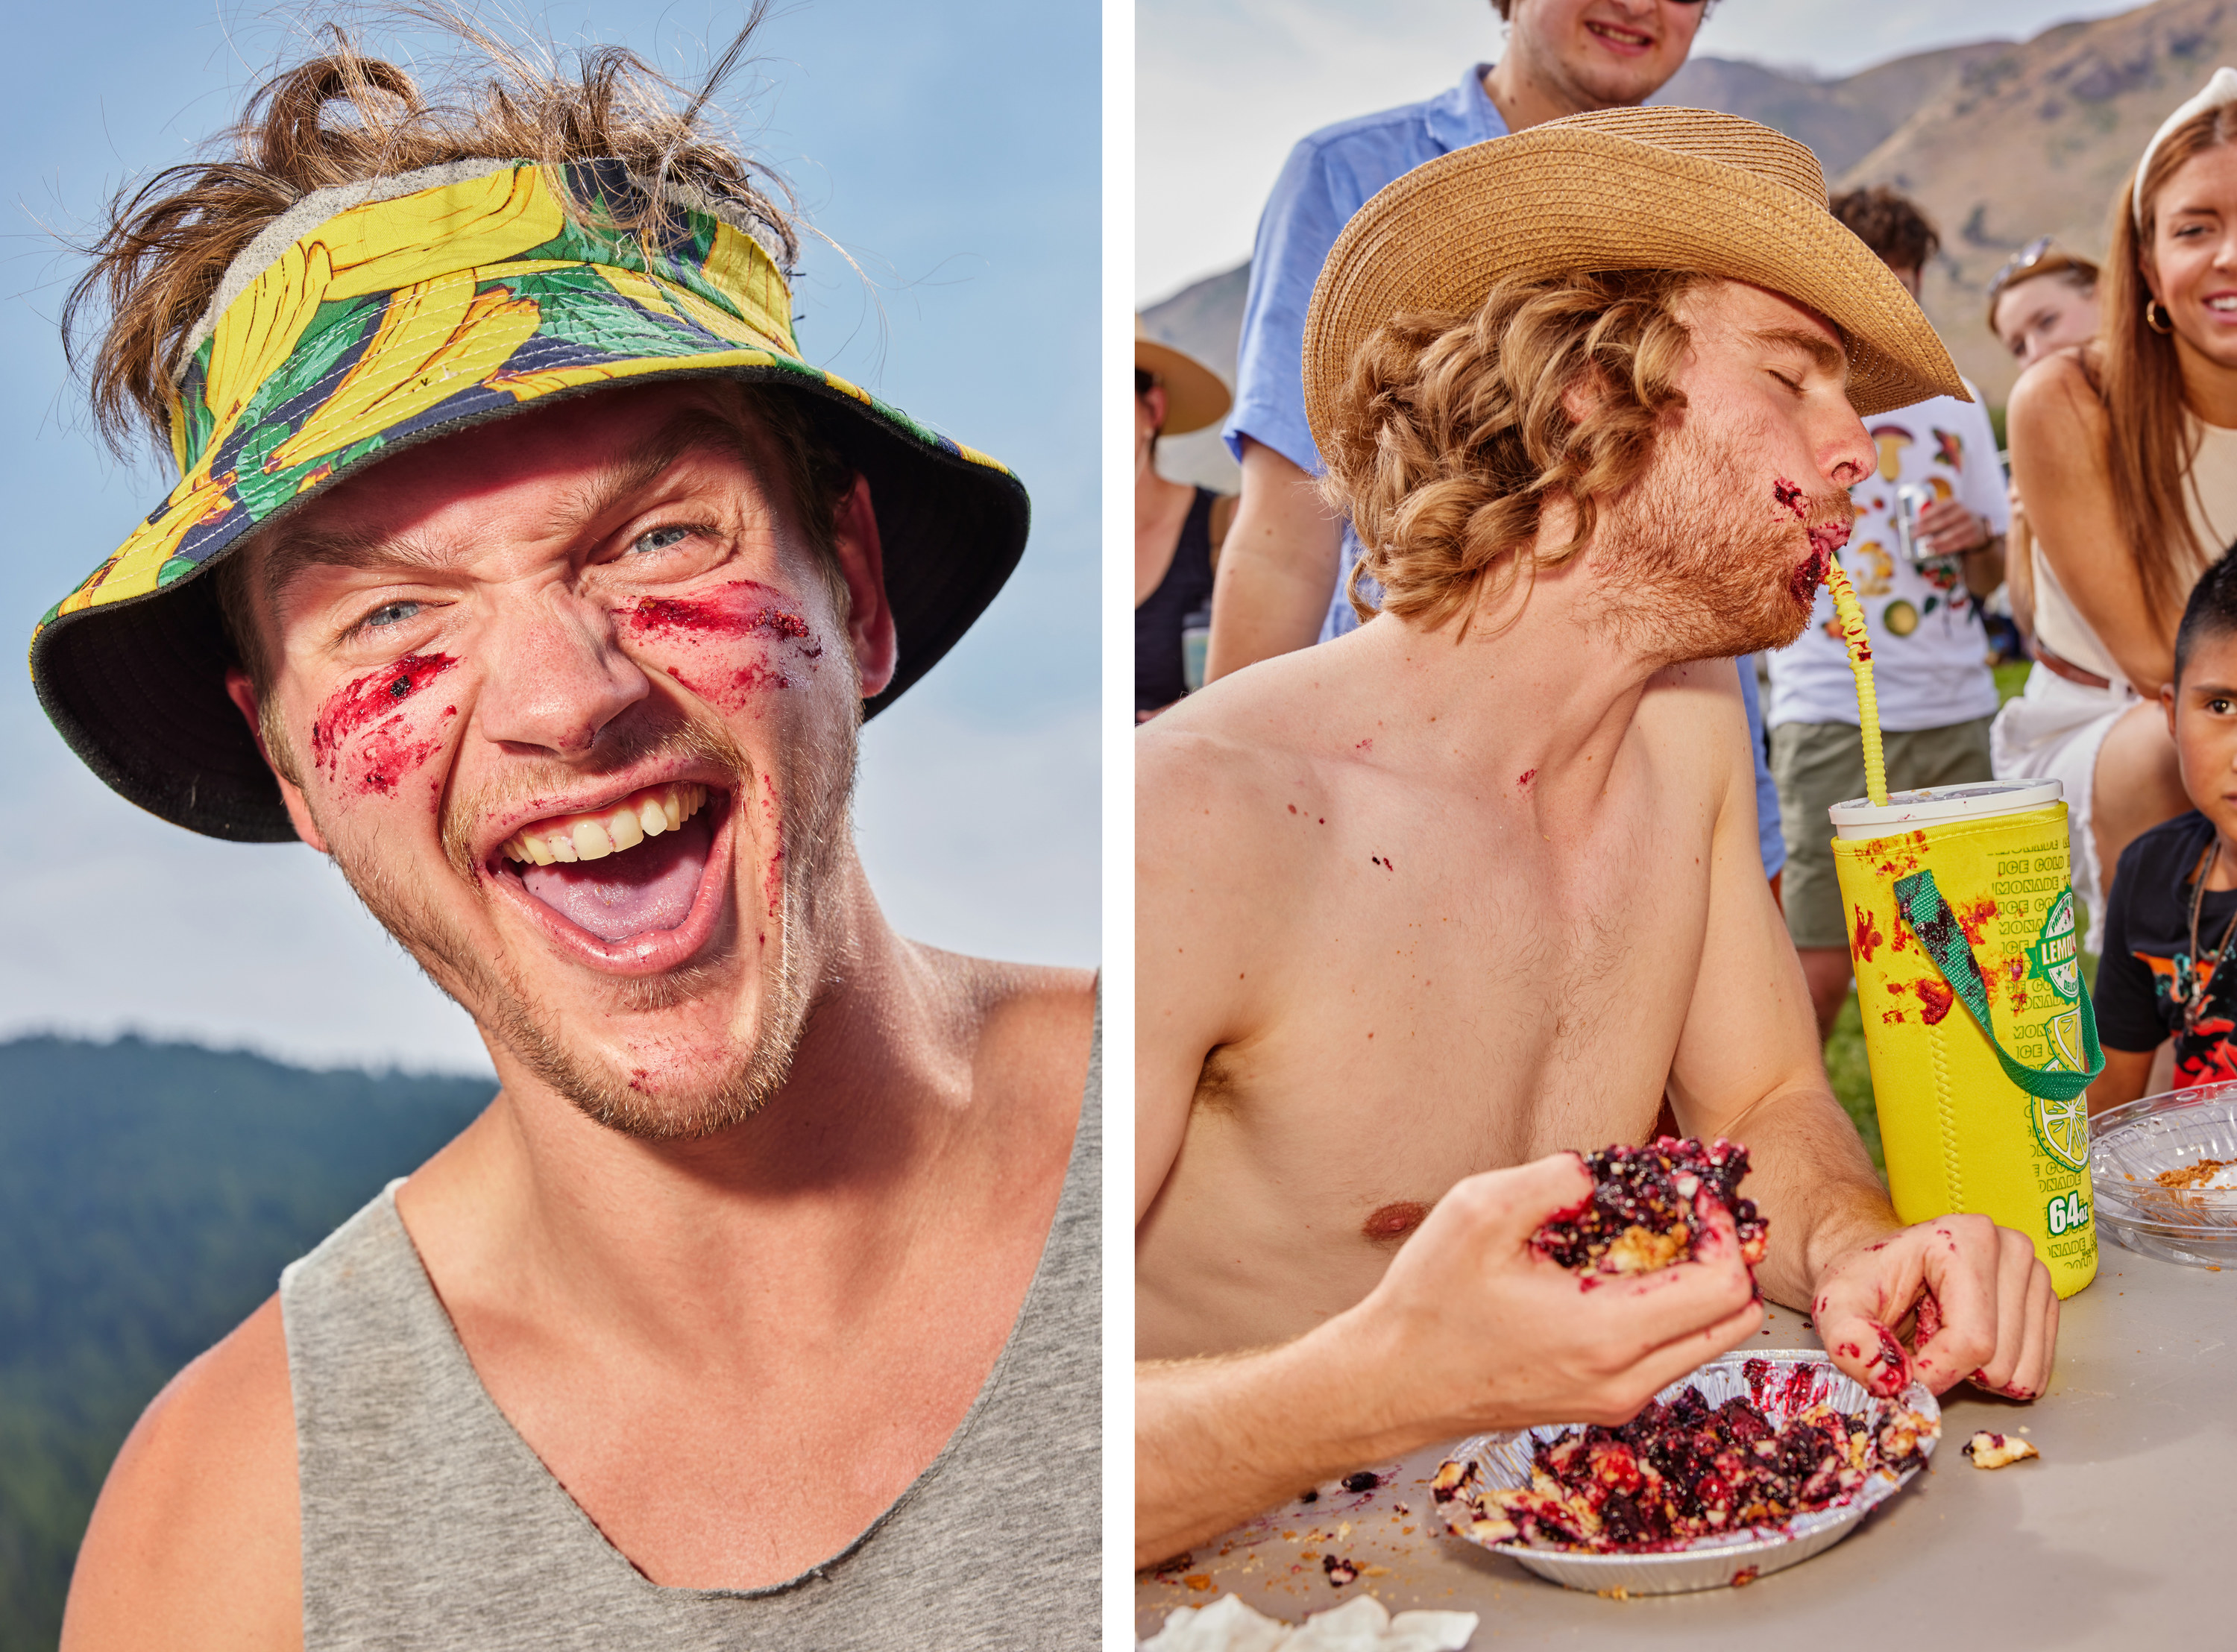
left=2032, top=1088, right=2090, bottom=1171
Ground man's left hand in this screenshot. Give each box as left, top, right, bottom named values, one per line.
left=1810, top=1214, right=2057, bottom=1401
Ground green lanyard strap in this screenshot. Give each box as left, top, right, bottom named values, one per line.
left=1891, top=868, right=2104, bottom=1102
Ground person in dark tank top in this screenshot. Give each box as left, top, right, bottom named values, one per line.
left=45, top=15, right=1098, bottom=1650
left=1136, top=322, right=1236, bottom=719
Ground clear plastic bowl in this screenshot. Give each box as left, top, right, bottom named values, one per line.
left=2091, top=1085, right=2237, bottom=1267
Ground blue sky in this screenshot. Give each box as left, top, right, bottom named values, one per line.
left=1138, top=0, right=2141, bottom=301
left=0, top=0, right=1098, bottom=1071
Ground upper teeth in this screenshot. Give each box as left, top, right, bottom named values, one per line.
left=500, top=783, right=708, bottom=866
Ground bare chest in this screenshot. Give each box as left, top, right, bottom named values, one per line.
left=1138, top=800, right=1718, bottom=1355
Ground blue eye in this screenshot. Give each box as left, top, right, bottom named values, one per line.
left=633, top=525, right=696, bottom=555
left=362, top=601, right=421, bottom=630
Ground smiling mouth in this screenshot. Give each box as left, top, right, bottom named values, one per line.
left=1585, top=19, right=1653, bottom=50
left=498, top=781, right=721, bottom=943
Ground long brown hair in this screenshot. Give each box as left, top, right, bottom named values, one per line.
left=2099, top=103, right=2237, bottom=619
left=62, top=4, right=798, bottom=467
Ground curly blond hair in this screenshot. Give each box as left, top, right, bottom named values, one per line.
left=1316, top=268, right=1708, bottom=635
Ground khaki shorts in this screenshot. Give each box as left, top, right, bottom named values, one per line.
left=1770, top=716, right=1996, bottom=950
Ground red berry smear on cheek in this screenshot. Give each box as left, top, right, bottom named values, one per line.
left=623, top=581, right=825, bottom=707
left=311, top=655, right=461, bottom=795
left=1772, top=477, right=1807, bottom=520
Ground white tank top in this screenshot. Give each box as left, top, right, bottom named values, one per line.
left=2033, top=417, right=2237, bottom=683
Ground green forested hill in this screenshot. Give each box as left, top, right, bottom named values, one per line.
left=0, top=1035, right=492, bottom=1651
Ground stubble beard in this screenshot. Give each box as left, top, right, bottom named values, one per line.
left=319, top=702, right=862, bottom=1141
left=1591, top=411, right=1857, bottom=666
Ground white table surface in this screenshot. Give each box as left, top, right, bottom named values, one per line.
left=1136, top=1243, right=2236, bottom=1648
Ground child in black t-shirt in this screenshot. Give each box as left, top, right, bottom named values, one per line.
left=2095, top=554, right=2237, bottom=1108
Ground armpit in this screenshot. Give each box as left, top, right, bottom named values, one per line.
left=1190, top=1044, right=1248, bottom=1118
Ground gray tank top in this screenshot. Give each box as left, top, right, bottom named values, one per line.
left=280, top=1035, right=1098, bottom=1649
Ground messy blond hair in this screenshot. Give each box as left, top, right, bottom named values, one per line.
left=63, top=3, right=800, bottom=464
left=1318, top=268, right=1708, bottom=634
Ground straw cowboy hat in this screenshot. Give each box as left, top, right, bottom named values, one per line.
left=1135, top=316, right=1233, bottom=436
left=1302, top=106, right=1965, bottom=457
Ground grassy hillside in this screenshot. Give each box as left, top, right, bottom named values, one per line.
left=0, top=1035, right=491, bottom=1651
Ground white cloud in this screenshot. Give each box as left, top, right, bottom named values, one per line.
left=855, top=697, right=1101, bottom=968
left=0, top=740, right=492, bottom=1073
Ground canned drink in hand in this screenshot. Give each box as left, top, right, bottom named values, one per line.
left=1893, top=483, right=1937, bottom=566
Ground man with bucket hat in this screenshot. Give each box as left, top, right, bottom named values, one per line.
left=1137, top=107, right=2057, bottom=1560
left=46, top=28, right=1096, bottom=1648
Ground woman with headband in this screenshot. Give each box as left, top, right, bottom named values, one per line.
left=1996, top=68, right=2237, bottom=918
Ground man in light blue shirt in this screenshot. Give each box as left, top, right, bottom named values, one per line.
left=1198, top=1, right=1787, bottom=874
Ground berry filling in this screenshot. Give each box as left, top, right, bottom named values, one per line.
left=1533, top=1137, right=1769, bottom=1276
left=1433, top=1379, right=1936, bottom=1552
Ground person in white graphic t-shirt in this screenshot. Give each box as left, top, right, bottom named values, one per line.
left=1766, top=186, right=2010, bottom=1040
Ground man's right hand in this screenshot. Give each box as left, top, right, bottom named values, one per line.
left=1136, top=1153, right=1763, bottom=1567
left=1337, top=1154, right=1765, bottom=1444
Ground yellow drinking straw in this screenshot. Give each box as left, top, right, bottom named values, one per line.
left=1822, top=555, right=1888, bottom=807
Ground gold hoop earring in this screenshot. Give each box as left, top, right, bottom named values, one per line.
left=2147, top=297, right=2176, bottom=335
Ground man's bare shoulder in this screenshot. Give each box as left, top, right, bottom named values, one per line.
left=1137, top=655, right=1356, bottom=871
left=63, top=1294, right=301, bottom=1652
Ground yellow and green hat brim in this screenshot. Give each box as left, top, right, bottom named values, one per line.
left=31, top=158, right=1029, bottom=842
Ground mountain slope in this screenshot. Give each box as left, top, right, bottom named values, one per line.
left=1839, top=0, right=2230, bottom=401
left=0, top=1036, right=491, bottom=1652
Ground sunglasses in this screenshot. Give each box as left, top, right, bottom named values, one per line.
left=1986, top=236, right=2084, bottom=303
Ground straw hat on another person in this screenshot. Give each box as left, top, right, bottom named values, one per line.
left=1136, top=317, right=1232, bottom=435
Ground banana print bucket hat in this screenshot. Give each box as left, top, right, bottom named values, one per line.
left=31, top=157, right=1030, bottom=841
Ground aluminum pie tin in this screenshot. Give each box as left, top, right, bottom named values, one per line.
left=2092, top=1085, right=2237, bottom=1267
left=1435, top=1349, right=1939, bottom=1595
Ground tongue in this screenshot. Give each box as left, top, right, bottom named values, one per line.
left=519, top=812, right=711, bottom=942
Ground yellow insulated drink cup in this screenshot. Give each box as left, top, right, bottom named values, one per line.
left=1829, top=781, right=2101, bottom=1299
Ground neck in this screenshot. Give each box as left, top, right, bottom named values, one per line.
left=1340, top=543, right=1672, bottom=807
left=2208, top=833, right=2237, bottom=892
left=406, top=851, right=983, bottom=1349
left=1136, top=444, right=1192, bottom=526
left=1482, top=54, right=1594, bottom=133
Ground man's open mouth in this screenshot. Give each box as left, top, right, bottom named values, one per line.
left=497, top=781, right=720, bottom=943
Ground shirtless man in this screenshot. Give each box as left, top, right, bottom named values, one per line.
left=1136, top=108, right=2060, bottom=1563
left=40, top=26, right=1095, bottom=1648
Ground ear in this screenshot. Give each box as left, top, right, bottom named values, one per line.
left=1141, top=382, right=1169, bottom=432
left=224, top=666, right=330, bottom=854
left=1558, top=371, right=1600, bottom=426
left=831, top=473, right=897, bottom=700
left=2163, top=679, right=2179, bottom=739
